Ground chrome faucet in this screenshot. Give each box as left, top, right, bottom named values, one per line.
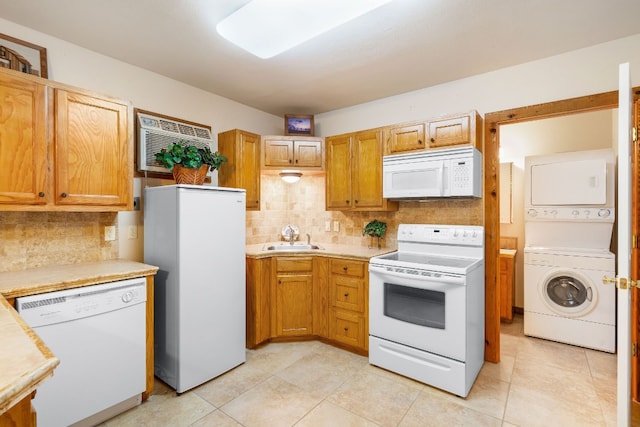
left=306, top=233, right=311, bottom=245
left=288, top=228, right=295, bottom=245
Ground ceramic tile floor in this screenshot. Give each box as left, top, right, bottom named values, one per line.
left=102, top=315, right=617, bottom=427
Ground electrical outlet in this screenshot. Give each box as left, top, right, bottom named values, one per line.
left=128, top=225, right=138, bottom=239
left=325, top=220, right=331, bottom=232
left=104, top=226, right=116, bottom=241
left=333, top=220, right=340, bottom=232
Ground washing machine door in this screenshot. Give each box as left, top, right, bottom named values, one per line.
left=541, top=270, right=598, bottom=317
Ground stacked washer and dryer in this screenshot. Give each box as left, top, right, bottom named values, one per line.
left=523, top=148, right=616, bottom=353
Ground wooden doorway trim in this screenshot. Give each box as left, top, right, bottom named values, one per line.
left=483, top=90, right=622, bottom=363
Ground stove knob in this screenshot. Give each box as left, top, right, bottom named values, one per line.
left=598, top=209, right=611, bottom=218
left=572, top=209, right=580, bottom=217
left=527, top=209, right=538, bottom=218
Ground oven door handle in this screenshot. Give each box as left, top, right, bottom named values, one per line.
left=369, top=265, right=466, bottom=286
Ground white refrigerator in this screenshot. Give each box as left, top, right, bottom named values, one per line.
left=144, top=184, right=246, bottom=393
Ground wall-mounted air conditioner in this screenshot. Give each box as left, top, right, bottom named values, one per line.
left=137, top=112, right=213, bottom=173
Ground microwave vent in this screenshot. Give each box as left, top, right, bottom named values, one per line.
left=137, top=112, right=213, bottom=173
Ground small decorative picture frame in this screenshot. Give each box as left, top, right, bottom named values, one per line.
left=284, top=114, right=315, bottom=136
left=0, top=33, right=48, bottom=78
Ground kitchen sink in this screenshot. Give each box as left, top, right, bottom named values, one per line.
left=265, top=243, right=322, bottom=251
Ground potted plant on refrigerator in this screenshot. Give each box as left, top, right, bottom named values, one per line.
left=154, top=140, right=227, bottom=185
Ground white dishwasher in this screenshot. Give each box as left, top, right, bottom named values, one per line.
left=16, top=277, right=147, bottom=427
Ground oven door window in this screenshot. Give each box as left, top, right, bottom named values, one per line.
left=384, top=283, right=445, bottom=329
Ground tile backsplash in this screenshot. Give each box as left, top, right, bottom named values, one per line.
left=1, top=174, right=482, bottom=272
left=246, top=174, right=482, bottom=248
left=0, top=212, right=118, bottom=272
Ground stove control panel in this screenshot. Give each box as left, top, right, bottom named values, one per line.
left=397, top=224, right=484, bottom=246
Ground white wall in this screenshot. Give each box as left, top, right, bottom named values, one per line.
left=315, top=34, right=640, bottom=136
left=0, top=18, right=283, bottom=136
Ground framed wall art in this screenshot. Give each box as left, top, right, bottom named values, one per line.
left=284, top=114, right=315, bottom=136
left=0, top=33, right=48, bottom=78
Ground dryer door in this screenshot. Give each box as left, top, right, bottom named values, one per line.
left=541, top=271, right=598, bottom=317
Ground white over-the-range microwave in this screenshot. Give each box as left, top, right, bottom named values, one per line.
left=383, top=146, right=482, bottom=199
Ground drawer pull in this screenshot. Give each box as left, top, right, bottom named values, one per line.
left=344, top=292, right=349, bottom=297
left=343, top=327, right=349, bottom=332
left=343, top=266, right=348, bottom=271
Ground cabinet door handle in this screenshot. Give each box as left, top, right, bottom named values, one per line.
left=343, top=266, right=348, bottom=271
left=343, top=292, right=349, bottom=297
left=60, top=192, right=68, bottom=198
left=418, top=139, right=423, bottom=144
left=289, top=159, right=293, bottom=163
left=295, top=159, right=298, bottom=163
left=278, top=280, right=282, bottom=284
left=343, top=327, right=349, bottom=332
left=430, top=137, right=435, bottom=142
left=354, top=200, right=358, bottom=204
left=38, top=192, right=45, bottom=197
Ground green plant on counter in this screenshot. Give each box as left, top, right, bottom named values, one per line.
left=155, top=140, right=227, bottom=171
left=363, top=219, right=387, bottom=239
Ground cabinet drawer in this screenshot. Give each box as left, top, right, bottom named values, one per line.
left=276, top=257, right=313, bottom=272
left=330, top=259, right=364, bottom=278
left=331, top=276, right=364, bottom=312
left=330, top=310, right=364, bottom=348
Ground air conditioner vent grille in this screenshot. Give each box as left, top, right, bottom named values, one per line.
left=137, top=112, right=213, bottom=173
left=159, top=119, right=179, bottom=133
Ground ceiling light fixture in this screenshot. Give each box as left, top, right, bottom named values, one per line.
left=279, top=170, right=303, bottom=183
left=216, top=0, right=394, bottom=59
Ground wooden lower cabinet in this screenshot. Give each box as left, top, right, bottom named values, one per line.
left=328, top=259, right=368, bottom=351
left=0, top=392, right=36, bottom=427
left=272, top=257, right=313, bottom=337
left=246, top=257, right=272, bottom=348
left=245, top=255, right=368, bottom=353
left=499, top=250, right=516, bottom=322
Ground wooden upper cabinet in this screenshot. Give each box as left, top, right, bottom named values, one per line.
left=0, top=68, right=133, bottom=211
left=218, top=129, right=261, bottom=210
left=386, top=122, right=426, bottom=154
left=427, top=110, right=483, bottom=150
left=55, top=89, right=131, bottom=208
left=262, top=136, right=323, bottom=170
left=325, top=134, right=352, bottom=209
left=352, top=129, right=383, bottom=209
left=326, top=129, right=397, bottom=212
left=0, top=71, right=48, bottom=206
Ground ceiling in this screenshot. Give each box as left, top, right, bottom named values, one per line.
left=1, top=0, right=639, bottom=117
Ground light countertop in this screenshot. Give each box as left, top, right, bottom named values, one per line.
left=500, top=249, right=517, bottom=257
left=246, top=242, right=395, bottom=260
left=0, top=260, right=158, bottom=416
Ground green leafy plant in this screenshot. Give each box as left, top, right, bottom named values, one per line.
left=155, top=140, right=227, bottom=171
left=363, top=219, right=387, bottom=239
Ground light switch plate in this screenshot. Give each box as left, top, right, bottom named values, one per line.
left=325, top=220, right=331, bottom=232
left=333, top=220, right=340, bottom=232
left=128, top=225, right=138, bottom=239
